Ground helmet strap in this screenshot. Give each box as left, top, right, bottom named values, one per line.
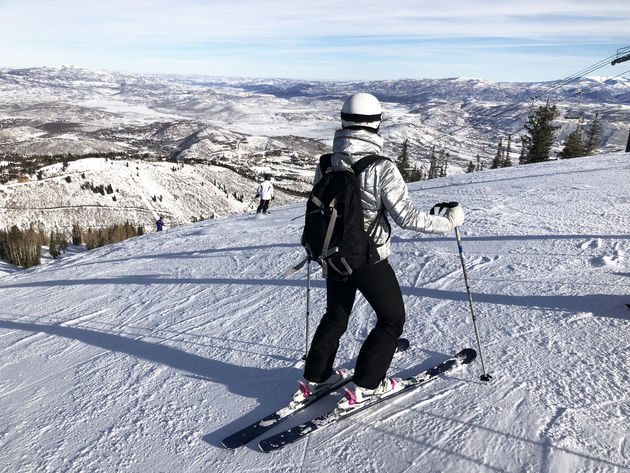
left=342, top=125, right=380, bottom=134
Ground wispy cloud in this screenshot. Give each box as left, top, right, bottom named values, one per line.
left=1, top=0, right=628, bottom=80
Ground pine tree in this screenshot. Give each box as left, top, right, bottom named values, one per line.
left=409, top=164, right=424, bottom=182
left=519, top=142, right=527, bottom=165
left=428, top=146, right=438, bottom=179
left=491, top=138, right=504, bottom=169
left=559, top=123, right=585, bottom=159
left=396, top=139, right=411, bottom=181
left=521, top=103, right=560, bottom=164
left=466, top=161, right=476, bottom=173
left=502, top=135, right=513, bottom=167
left=475, top=154, right=484, bottom=172
left=584, top=112, right=602, bottom=155
left=439, top=151, right=449, bottom=178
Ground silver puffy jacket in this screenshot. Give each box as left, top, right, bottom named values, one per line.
left=314, top=128, right=451, bottom=261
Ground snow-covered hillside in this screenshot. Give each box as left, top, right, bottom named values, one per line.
left=0, top=157, right=306, bottom=233
left=1, top=152, right=629, bottom=472
left=2, top=66, right=629, bottom=234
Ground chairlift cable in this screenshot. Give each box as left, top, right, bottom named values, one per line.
left=483, top=48, right=628, bottom=123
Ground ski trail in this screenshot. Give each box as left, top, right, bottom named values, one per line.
left=298, top=436, right=311, bottom=473
left=0, top=349, right=112, bottom=399
left=538, top=406, right=567, bottom=473
left=398, top=413, right=498, bottom=473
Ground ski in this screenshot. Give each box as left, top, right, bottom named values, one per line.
left=221, top=369, right=353, bottom=449
left=258, top=348, right=477, bottom=453
left=222, top=338, right=410, bottom=448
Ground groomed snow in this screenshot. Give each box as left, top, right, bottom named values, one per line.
left=1, top=153, right=629, bottom=472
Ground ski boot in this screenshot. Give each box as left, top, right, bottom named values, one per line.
left=337, top=377, right=403, bottom=411
left=291, top=369, right=351, bottom=405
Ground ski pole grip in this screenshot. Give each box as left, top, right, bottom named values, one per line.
left=430, top=201, right=459, bottom=216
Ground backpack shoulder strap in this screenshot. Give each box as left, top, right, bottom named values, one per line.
left=319, top=154, right=333, bottom=173
left=351, top=154, right=388, bottom=176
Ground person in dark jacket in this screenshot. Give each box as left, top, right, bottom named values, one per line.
left=156, top=216, right=163, bottom=232
left=293, top=93, right=465, bottom=410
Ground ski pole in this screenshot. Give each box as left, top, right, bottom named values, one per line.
left=303, top=258, right=312, bottom=360
left=431, top=202, right=492, bottom=382
left=454, top=226, right=492, bottom=382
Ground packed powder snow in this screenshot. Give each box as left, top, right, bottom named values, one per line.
left=0, top=153, right=628, bottom=472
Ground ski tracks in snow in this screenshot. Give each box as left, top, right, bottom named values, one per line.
left=1, top=154, right=629, bottom=472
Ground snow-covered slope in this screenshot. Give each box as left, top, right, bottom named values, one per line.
left=1, top=153, right=629, bottom=472
left=0, top=157, right=305, bottom=232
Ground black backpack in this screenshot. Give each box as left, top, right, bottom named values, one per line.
left=301, top=153, right=384, bottom=280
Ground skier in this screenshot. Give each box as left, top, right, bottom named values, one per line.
left=295, top=93, right=464, bottom=410
left=256, top=175, right=274, bottom=214
left=156, top=216, right=163, bottom=232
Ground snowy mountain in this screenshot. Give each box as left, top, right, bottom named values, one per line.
left=1, top=65, right=629, bottom=234
left=1, top=152, right=628, bottom=472
left=2, top=66, right=628, bottom=159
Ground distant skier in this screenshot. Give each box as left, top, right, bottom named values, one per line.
left=156, top=216, right=163, bottom=232
left=256, top=175, right=274, bottom=214
left=294, top=93, right=465, bottom=410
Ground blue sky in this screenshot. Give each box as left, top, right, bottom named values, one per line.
left=1, top=0, right=628, bottom=82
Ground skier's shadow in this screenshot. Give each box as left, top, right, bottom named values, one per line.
left=202, top=375, right=307, bottom=451
left=0, top=319, right=303, bottom=449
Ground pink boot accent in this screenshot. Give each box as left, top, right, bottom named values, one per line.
left=343, top=387, right=357, bottom=406
left=298, top=381, right=311, bottom=399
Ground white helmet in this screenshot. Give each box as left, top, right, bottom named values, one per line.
left=341, top=93, right=382, bottom=131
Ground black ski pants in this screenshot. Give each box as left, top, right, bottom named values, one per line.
left=304, top=259, right=405, bottom=389
left=256, top=199, right=270, bottom=214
